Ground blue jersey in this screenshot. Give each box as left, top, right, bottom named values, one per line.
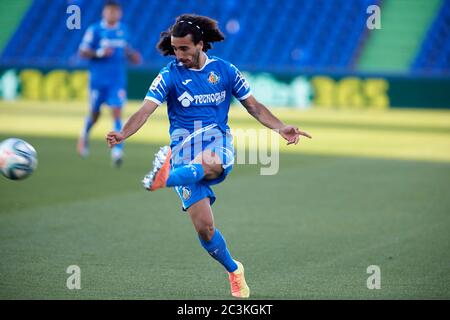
left=79, top=20, right=130, bottom=88
left=145, top=54, right=252, bottom=134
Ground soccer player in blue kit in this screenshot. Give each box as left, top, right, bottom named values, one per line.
left=106, top=14, right=311, bottom=298
left=78, top=0, right=141, bottom=166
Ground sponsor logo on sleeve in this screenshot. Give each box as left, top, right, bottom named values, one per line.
left=150, top=74, right=162, bottom=91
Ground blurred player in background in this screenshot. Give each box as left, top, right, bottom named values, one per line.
left=78, top=0, right=141, bottom=167
left=106, top=14, right=311, bottom=298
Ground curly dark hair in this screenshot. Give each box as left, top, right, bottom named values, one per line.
left=104, top=0, right=121, bottom=8
left=157, top=14, right=225, bottom=56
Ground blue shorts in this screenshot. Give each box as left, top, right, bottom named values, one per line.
left=89, top=85, right=126, bottom=112
left=170, top=124, right=234, bottom=211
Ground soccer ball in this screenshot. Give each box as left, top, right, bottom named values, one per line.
left=0, top=138, right=38, bottom=180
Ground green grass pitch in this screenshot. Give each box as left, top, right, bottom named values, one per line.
left=0, top=101, right=449, bottom=299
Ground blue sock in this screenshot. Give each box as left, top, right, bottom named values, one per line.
left=166, top=163, right=204, bottom=187
left=113, top=118, right=123, bottom=150
left=114, top=118, right=122, bottom=132
left=199, top=229, right=238, bottom=272
left=82, top=116, right=94, bottom=139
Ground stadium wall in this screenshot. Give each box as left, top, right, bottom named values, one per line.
left=0, top=67, right=449, bottom=109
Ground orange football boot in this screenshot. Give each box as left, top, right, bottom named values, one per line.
left=142, top=146, right=172, bottom=191
left=228, top=261, right=250, bottom=298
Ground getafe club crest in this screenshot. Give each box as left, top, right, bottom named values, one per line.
left=207, top=71, right=220, bottom=84
left=182, top=186, right=191, bottom=200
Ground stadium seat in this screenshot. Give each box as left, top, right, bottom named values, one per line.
left=413, top=0, right=450, bottom=74
left=0, top=0, right=387, bottom=73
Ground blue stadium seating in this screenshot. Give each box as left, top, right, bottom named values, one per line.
left=413, top=0, right=450, bottom=74
left=0, top=0, right=379, bottom=73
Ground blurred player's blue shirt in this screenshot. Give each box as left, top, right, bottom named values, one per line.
left=145, top=53, right=252, bottom=134
left=79, top=20, right=130, bottom=88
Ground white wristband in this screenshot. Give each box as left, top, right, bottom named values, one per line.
left=95, top=48, right=106, bottom=58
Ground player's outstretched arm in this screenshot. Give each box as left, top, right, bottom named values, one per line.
left=79, top=47, right=114, bottom=59
left=240, top=95, right=312, bottom=145
left=125, top=47, right=142, bottom=64
left=106, top=99, right=158, bottom=148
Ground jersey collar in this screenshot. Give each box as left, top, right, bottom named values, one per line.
left=100, top=19, right=120, bottom=30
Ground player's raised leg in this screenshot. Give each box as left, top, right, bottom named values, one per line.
left=142, top=148, right=221, bottom=191
left=188, top=197, right=250, bottom=298
left=78, top=111, right=98, bottom=157
left=78, top=90, right=104, bottom=158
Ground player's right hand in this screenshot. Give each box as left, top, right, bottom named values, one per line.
left=106, top=131, right=124, bottom=148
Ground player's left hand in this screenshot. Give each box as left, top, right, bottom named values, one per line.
left=279, top=125, right=312, bottom=145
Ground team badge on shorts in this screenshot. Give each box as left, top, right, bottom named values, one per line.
left=182, top=186, right=191, bottom=200
left=207, top=71, right=220, bottom=85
